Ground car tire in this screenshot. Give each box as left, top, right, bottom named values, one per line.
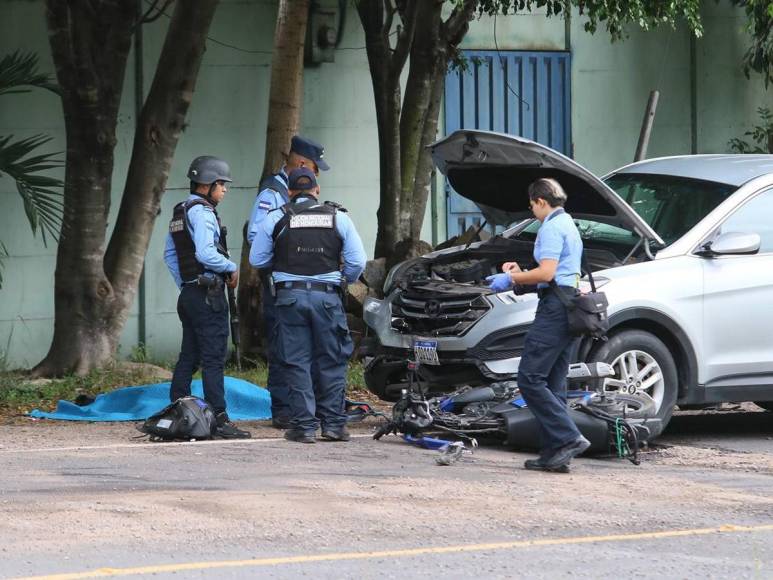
left=589, top=329, right=678, bottom=439
left=755, top=401, right=773, bottom=412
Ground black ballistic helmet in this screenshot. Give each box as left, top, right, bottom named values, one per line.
left=187, top=156, right=233, bottom=185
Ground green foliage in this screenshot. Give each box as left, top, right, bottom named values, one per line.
left=0, top=51, right=64, bottom=289
left=129, top=343, right=150, bottom=364
left=224, top=360, right=368, bottom=397
left=0, top=50, right=59, bottom=97
left=0, top=134, right=64, bottom=245
left=728, top=0, right=773, bottom=87
left=0, top=360, right=371, bottom=416
left=728, top=107, right=773, bottom=153
left=476, top=0, right=704, bottom=40
left=0, top=364, right=168, bottom=415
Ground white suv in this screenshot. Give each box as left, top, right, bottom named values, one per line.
left=362, top=130, right=773, bottom=437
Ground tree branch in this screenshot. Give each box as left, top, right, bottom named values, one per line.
left=443, top=0, right=477, bottom=46
left=390, top=0, right=420, bottom=82
left=104, top=0, right=219, bottom=296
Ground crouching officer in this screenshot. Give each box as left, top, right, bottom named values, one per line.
left=163, top=155, right=251, bottom=439
left=249, top=167, right=367, bottom=443
left=246, top=135, right=330, bottom=429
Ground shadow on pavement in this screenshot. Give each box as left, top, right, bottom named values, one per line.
left=665, top=409, right=772, bottom=437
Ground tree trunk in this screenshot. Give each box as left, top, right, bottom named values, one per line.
left=34, top=0, right=219, bottom=377
left=262, top=0, right=309, bottom=178
left=357, top=0, right=418, bottom=258
left=409, top=55, right=446, bottom=241
left=400, top=0, right=443, bottom=242
left=357, top=0, right=474, bottom=258
left=237, top=0, right=309, bottom=363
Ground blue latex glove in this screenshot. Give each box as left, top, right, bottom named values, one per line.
left=485, top=272, right=513, bottom=292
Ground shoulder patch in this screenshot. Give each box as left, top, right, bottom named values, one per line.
left=258, top=200, right=272, bottom=210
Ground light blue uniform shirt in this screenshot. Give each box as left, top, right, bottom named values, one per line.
left=249, top=196, right=367, bottom=285
left=246, top=169, right=289, bottom=245
left=534, top=207, right=582, bottom=289
left=164, top=194, right=238, bottom=288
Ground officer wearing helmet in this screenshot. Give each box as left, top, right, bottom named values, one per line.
left=249, top=167, right=366, bottom=444
left=246, top=136, right=330, bottom=429
left=163, top=155, right=250, bottom=439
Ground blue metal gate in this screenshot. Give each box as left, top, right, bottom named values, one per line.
left=444, top=50, right=572, bottom=237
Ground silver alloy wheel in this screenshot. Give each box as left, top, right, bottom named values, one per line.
left=603, top=349, right=665, bottom=411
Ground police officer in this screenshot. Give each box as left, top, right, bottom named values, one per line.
left=249, top=167, right=367, bottom=443
left=486, top=178, right=589, bottom=472
left=164, top=156, right=251, bottom=439
left=246, top=136, right=330, bottom=429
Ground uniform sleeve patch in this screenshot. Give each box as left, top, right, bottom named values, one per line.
left=258, top=201, right=272, bottom=210
left=290, top=214, right=334, bottom=229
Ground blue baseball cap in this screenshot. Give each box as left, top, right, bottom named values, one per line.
left=288, top=167, right=318, bottom=191
left=290, top=135, right=330, bottom=171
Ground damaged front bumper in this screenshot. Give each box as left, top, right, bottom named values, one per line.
left=363, top=293, right=540, bottom=399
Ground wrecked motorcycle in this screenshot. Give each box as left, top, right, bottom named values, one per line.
left=374, top=361, right=656, bottom=464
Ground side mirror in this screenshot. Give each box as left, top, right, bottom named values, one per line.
left=696, top=232, right=761, bottom=257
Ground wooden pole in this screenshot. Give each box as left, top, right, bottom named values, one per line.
left=634, top=90, right=660, bottom=161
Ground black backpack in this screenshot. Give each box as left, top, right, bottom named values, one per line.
left=138, top=396, right=217, bottom=441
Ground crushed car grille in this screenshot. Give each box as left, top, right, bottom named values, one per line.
left=390, top=284, right=491, bottom=336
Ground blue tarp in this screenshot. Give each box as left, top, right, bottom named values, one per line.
left=28, top=377, right=272, bottom=422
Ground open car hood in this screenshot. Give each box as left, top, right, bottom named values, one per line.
left=431, top=130, right=664, bottom=245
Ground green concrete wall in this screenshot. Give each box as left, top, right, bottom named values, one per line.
left=0, top=0, right=768, bottom=368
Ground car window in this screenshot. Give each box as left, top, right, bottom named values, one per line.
left=604, top=173, right=736, bottom=245
left=515, top=216, right=638, bottom=250
left=716, top=188, right=773, bottom=253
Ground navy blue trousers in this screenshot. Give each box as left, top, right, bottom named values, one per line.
left=262, top=290, right=290, bottom=420
left=273, top=287, right=353, bottom=433
left=170, top=284, right=229, bottom=413
left=517, top=290, right=581, bottom=453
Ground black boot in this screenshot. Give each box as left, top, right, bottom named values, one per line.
left=524, top=456, right=570, bottom=473
left=215, top=412, right=251, bottom=439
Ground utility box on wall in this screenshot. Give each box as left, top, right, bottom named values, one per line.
left=305, top=0, right=340, bottom=65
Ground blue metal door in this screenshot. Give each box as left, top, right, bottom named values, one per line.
left=444, top=50, right=572, bottom=237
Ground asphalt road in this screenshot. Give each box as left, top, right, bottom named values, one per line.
left=0, top=409, right=771, bottom=580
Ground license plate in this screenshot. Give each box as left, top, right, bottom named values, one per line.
left=413, top=340, right=440, bottom=365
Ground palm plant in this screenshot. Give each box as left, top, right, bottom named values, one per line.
left=728, top=107, right=773, bottom=154
left=0, top=50, right=64, bottom=288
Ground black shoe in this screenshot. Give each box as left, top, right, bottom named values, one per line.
left=284, top=429, right=316, bottom=444
left=271, top=416, right=291, bottom=429
left=524, top=457, right=570, bottom=473
left=320, top=428, right=351, bottom=442
left=544, top=436, right=591, bottom=470
left=215, top=412, right=251, bottom=439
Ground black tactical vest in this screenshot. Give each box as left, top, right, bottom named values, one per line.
left=169, top=196, right=228, bottom=282
left=259, top=172, right=289, bottom=203
left=272, top=198, right=343, bottom=276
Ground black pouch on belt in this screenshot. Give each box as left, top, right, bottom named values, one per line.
left=199, top=274, right=225, bottom=312
left=551, top=256, right=608, bottom=340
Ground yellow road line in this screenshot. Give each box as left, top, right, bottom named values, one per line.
left=13, top=523, right=773, bottom=580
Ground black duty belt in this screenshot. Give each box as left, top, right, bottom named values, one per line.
left=537, top=285, right=577, bottom=299
left=278, top=281, right=341, bottom=294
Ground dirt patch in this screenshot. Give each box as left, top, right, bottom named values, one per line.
left=0, top=414, right=390, bottom=450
